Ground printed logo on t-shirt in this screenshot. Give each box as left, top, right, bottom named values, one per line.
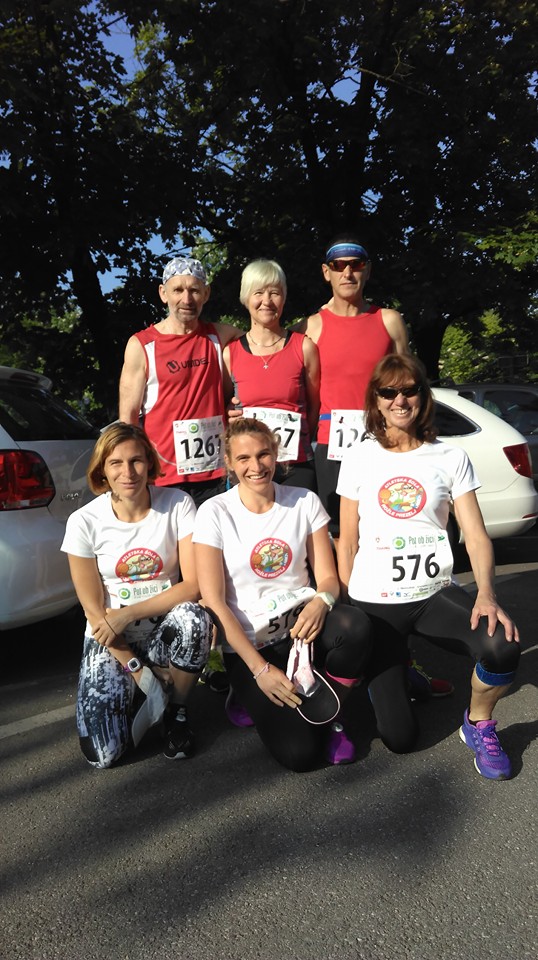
left=166, top=357, right=209, bottom=374
left=250, top=538, right=292, bottom=579
left=115, top=548, right=163, bottom=581
left=378, top=477, right=426, bottom=519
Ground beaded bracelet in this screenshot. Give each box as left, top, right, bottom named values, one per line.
left=253, top=662, right=270, bottom=681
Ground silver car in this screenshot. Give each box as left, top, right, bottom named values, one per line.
left=0, top=366, right=97, bottom=629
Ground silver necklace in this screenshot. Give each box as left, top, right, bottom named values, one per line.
left=247, top=331, right=284, bottom=369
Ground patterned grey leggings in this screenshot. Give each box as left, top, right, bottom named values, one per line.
left=77, top=602, right=213, bottom=768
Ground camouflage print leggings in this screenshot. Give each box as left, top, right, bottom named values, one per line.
left=76, top=602, right=213, bottom=768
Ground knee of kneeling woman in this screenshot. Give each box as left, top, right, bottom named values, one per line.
left=260, top=732, right=321, bottom=773
left=379, top=720, right=419, bottom=755
left=278, top=747, right=320, bottom=773
left=79, top=736, right=124, bottom=770
left=478, top=628, right=521, bottom=683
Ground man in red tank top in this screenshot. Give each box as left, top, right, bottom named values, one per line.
left=119, top=256, right=239, bottom=506
left=295, top=235, right=409, bottom=536
left=296, top=237, right=452, bottom=702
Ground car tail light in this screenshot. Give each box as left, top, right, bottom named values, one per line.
left=503, top=443, right=533, bottom=479
left=0, top=450, right=55, bottom=510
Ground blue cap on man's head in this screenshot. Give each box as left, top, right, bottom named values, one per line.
left=162, top=256, right=207, bottom=285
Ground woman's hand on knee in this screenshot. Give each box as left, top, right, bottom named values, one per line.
left=471, top=593, right=520, bottom=642
left=256, top=664, right=302, bottom=708
left=92, top=615, right=121, bottom=648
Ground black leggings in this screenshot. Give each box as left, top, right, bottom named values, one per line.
left=223, top=604, right=373, bottom=772
left=350, top=585, right=520, bottom=754
left=313, top=444, right=341, bottom=535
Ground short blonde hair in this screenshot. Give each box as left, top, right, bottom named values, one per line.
left=87, top=423, right=162, bottom=494
left=239, top=259, right=287, bottom=306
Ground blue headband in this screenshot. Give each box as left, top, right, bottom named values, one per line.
left=325, top=242, right=369, bottom=262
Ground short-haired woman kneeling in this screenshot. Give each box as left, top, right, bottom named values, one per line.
left=62, top=423, right=213, bottom=768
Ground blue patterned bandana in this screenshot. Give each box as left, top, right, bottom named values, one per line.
left=162, top=256, right=207, bottom=285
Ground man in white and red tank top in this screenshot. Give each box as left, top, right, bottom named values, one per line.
left=119, top=256, right=239, bottom=506
left=295, top=235, right=409, bottom=536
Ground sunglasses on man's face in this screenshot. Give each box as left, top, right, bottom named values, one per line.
left=327, top=258, right=369, bottom=272
left=376, top=384, right=421, bottom=400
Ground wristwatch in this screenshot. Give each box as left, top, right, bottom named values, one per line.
left=315, top=591, right=336, bottom=611
left=123, top=657, right=143, bottom=674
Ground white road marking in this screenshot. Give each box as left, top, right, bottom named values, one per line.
left=0, top=705, right=75, bottom=741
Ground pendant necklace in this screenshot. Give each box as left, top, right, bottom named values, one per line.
left=247, top=331, right=284, bottom=370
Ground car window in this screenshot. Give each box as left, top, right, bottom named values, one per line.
left=0, top=382, right=97, bottom=441
left=483, top=390, right=538, bottom=436
left=434, top=401, right=478, bottom=437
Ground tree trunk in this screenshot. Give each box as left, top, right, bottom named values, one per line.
left=71, top=246, right=119, bottom=418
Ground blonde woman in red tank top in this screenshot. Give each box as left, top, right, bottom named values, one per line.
left=223, top=259, right=320, bottom=491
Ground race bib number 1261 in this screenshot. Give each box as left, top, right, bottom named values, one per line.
left=173, top=415, right=224, bottom=474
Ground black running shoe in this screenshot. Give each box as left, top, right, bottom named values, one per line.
left=163, top=706, right=195, bottom=760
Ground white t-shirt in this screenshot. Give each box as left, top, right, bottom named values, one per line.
left=337, top=438, right=479, bottom=603
left=193, top=483, right=330, bottom=649
left=61, top=486, right=197, bottom=640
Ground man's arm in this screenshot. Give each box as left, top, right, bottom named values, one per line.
left=381, top=309, right=409, bottom=354
left=302, top=335, right=320, bottom=439
left=291, top=312, right=322, bottom=343
left=212, top=321, right=243, bottom=349
left=337, top=496, right=360, bottom=603
left=118, top=336, right=147, bottom=424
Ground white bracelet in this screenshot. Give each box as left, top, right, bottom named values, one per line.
left=315, top=591, right=336, bottom=611
left=253, top=662, right=270, bottom=681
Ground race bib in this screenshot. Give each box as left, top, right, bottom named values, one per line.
left=248, top=586, right=316, bottom=649
left=173, top=415, right=224, bottom=475
left=109, top=579, right=172, bottom=606
left=377, top=531, right=453, bottom=601
left=108, top=578, right=172, bottom=642
left=242, top=406, right=301, bottom=462
left=327, top=409, right=365, bottom=461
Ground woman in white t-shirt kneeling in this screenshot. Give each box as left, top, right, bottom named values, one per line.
left=61, top=423, right=213, bottom=769
left=193, top=418, right=373, bottom=771
left=337, top=354, right=521, bottom=781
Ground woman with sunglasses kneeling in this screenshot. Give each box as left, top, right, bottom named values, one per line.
left=337, top=354, right=520, bottom=780
left=193, top=418, right=373, bottom=771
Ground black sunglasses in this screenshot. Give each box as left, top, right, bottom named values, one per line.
left=376, top=384, right=422, bottom=400
left=327, top=258, right=369, bottom=272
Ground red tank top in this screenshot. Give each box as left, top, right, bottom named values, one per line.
left=316, top=306, right=392, bottom=444
left=134, top=322, right=225, bottom=485
left=227, top=332, right=312, bottom=462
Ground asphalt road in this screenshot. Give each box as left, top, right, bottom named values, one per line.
left=1, top=529, right=537, bottom=960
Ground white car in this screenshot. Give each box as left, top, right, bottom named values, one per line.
left=453, top=382, right=538, bottom=488
left=432, top=387, right=538, bottom=542
left=0, top=366, right=97, bottom=629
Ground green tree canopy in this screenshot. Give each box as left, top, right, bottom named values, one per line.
left=0, top=0, right=536, bottom=415
left=0, top=0, right=181, bottom=413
